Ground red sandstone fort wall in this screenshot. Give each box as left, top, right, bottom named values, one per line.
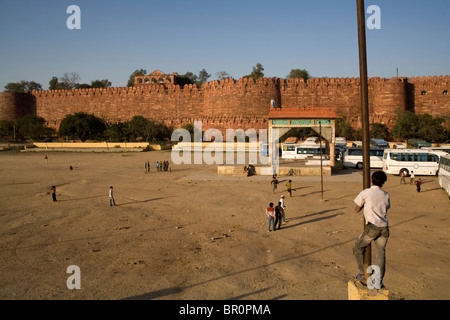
left=409, top=76, right=450, bottom=118
left=0, top=76, right=448, bottom=133
left=280, top=77, right=410, bottom=129
left=28, top=77, right=279, bottom=131
left=0, top=92, right=36, bottom=121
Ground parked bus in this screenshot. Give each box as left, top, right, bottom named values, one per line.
left=422, top=146, right=450, bottom=155
left=370, top=138, right=390, bottom=149
left=407, top=139, right=431, bottom=149
left=438, top=154, right=450, bottom=198
left=382, top=149, right=441, bottom=176
left=282, top=143, right=326, bottom=160
left=343, top=147, right=385, bottom=169
left=335, top=137, right=347, bottom=153
left=281, top=142, right=297, bottom=159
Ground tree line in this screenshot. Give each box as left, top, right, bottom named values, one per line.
left=0, top=113, right=174, bottom=143
left=4, top=72, right=112, bottom=93
left=126, top=64, right=310, bottom=87
left=335, top=111, right=449, bottom=143
left=1, top=111, right=448, bottom=143
left=4, top=64, right=310, bottom=93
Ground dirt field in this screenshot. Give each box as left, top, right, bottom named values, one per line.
left=0, top=150, right=449, bottom=300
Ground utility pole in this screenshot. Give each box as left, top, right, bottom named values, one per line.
left=319, top=122, right=324, bottom=202
left=356, top=0, right=372, bottom=280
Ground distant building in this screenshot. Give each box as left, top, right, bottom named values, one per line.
left=134, top=70, right=178, bottom=86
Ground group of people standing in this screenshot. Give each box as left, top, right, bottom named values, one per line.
left=265, top=194, right=286, bottom=232
left=146, top=160, right=170, bottom=173
left=267, top=175, right=293, bottom=232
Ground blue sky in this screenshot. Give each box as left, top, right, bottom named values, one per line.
left=0, top=0, right=449, bottom=90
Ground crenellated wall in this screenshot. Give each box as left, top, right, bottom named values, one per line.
left=280, top=76, right=411, bottom=129
left=0, top=75, right=448, bottom=133
left=26, top=77, right=280, bottom=131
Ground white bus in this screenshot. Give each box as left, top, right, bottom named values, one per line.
left=422, top=146, right=450, bottom=155
left=343, top=147, right=385, bottom=169
left=382, top=149, right=441, bottom=176
left=281, top=143, right=297, bottom=159
left=438, top=154, right=450, bottom=198
left=282, top=143, right=326, bottom=160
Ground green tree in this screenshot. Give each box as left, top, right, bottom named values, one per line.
left=75, top=83, right=92, bottom=89
left=335, top=117, right=356, bottom=140
left=391, top=111, right=446, bottom=142
left=49, top=76, right=63, bottom=90
left=177, top=72, right=198, bottom=87
left=90, top=79, right=112, bottom=88
left=74, top=79, right=112, bottom=89
left=417, top=114, right=446, bottom=142
left=104, top=122, right=129, bottom=142
left=287, top=69, right=310, bottom=82
left=244, top=63, right=264, bottom=80
left=126, top=116, right=152, bottom=141
left=58, top=112, right=106, bottom=142
left=0, top=119, right=15, bottom=139
left=127, top=69, right=147, bottom=87
left=14, top=115, right=55, bottom=140
left=125, top=116, right=171, bottom=142
left=391, top=111, right=419, bottom=140
left=370, top=123, right=390, bottom=140
left=197, top=69, right=211, bottom=85
left=179, top=123, right=196, bottom=141
left=4, top=81, right=43, bottom=93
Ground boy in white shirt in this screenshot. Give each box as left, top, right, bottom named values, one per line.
left=109, top=186, right=116, bottom=206
left=279, top=195, right=286, bottom=222
left=353, top=171, right=390, bottom=287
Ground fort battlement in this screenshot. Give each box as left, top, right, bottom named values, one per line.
left=1, top=75, right=448, bottom=134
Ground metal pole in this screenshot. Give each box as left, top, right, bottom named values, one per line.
left=356, top=0, right=372, bottom=279
left=319, top=123, right=324, bottom=201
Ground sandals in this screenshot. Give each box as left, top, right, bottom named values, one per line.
left=355, top=274, right=365, bottom=281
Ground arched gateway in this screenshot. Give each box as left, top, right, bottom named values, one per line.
left=267, top=101, right=341, bottom=167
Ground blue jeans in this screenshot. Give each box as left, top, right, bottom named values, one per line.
left=268, top=217, right=275, bottom=231
left=353, top=223, right=389, bottom=281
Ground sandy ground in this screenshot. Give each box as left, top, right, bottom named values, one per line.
left=0, top=150, right=449, bottom=300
